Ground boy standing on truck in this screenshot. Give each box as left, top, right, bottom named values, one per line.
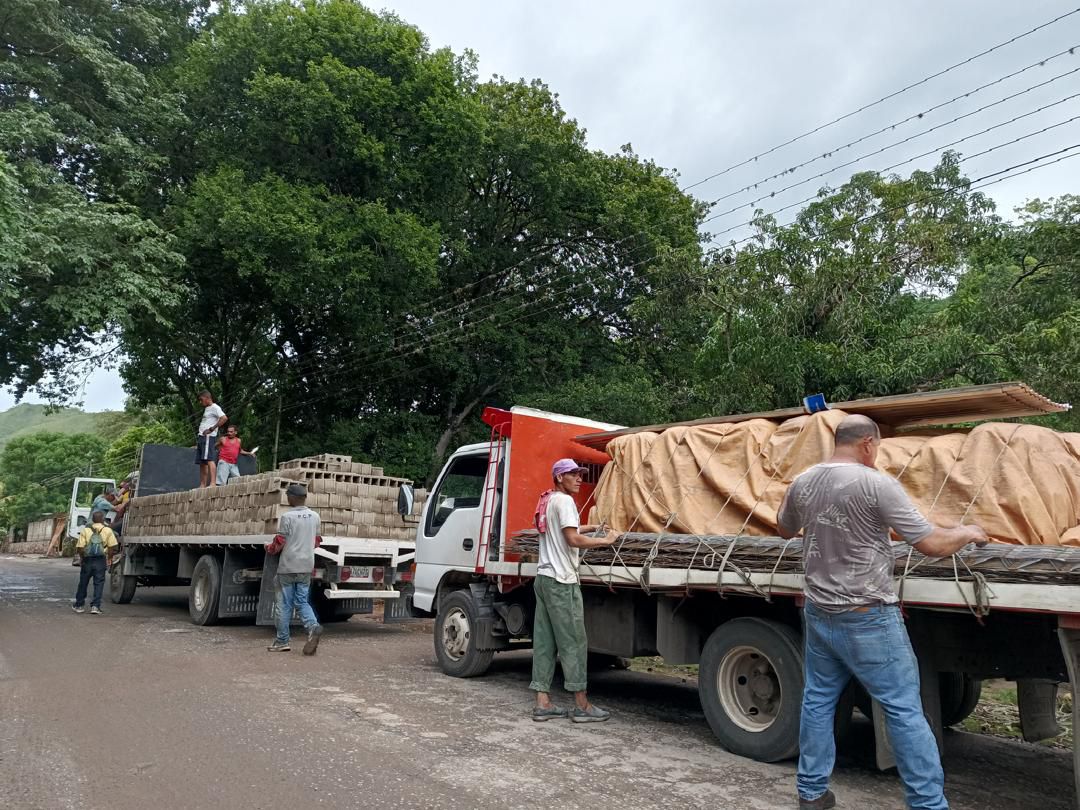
left=196, top=390, right=227, bottom=488
left=777, top=414, right=989, bottom=810
left=264, top=483, right=323, bottom=655
left=72, top=510, right=119, bottom=615
left=530, top=458, right=616, bottom=723
left=215, top=425, right=255, bottom=485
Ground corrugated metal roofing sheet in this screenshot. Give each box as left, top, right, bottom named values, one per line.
left=573, top=382, right=1070, bottom=452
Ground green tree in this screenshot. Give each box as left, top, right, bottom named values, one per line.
left=696, top=154, right=997, bottom=414
left=0, top=0, right=202, bottom=400
left=103, top=421, right=189, bottom=482
left=120, top=0, right=703, bottom=479
left=0, top=432, right=108, bottom=529
left=943, top=195, right=1080, bottom=430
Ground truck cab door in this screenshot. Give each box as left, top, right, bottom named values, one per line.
left=68, top=477, right=117, bottom=540
left=413, top=451, right=488, bottom=611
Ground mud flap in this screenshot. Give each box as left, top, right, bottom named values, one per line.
left=383, top=585, right=416, bottom=623
left=1017, top=679, right=1062, bottom=742
left=255, top=555, right=280, bottom=627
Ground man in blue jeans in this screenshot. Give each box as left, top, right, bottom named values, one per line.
left=778, top=414, right=989, bottom=810
left=265, top=483, right=323, bottom=655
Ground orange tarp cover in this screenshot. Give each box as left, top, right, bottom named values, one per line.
left=589, top=411, right=1080, bottom=546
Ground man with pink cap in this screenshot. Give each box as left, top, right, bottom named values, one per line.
left=530, top=458, right=616, bottom=723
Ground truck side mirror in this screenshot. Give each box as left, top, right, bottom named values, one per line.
left=397, top=484, right=415, bottom=518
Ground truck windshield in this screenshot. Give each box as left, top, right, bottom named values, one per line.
left=427, top=454, right=487, bottom=535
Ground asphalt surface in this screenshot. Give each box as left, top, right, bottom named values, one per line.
left=0, top=555, right=1073, bottom=810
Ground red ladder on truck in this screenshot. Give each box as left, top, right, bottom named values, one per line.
left=475, top=411, right=510, bottom=572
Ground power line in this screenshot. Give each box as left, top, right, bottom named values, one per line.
left=284, top=115, right=1080, bottom=388
left=280, top=48, right=1080, bottom=386
left=707, top=64, right=1080, bottom=211
left=705, top=128, right=1080, bottom=244
left=274, top=42, right=1080, bottom=382
left=682, top=7, right=1080, bottom=192
left=270, top=145, right=1080, bottom=420
left=707, top=105, right=1080, bottom=229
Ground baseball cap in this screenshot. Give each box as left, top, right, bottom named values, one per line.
left=286, top=483, right=308, bottom=497
left=552, top=458, right=588, bottom=477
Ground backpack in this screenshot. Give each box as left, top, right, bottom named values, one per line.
left=85, top=526, right=106, bottom=558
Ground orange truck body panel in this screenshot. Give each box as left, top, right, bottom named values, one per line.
left=483, top=408, right=612, bottom=569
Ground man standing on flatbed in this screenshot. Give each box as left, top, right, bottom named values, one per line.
left=778, top=414, right=989, bottom=810
left=264, top=483, right=323, bottom=655
left=215, top=425, right=256, bottom=485
left=196, top=390, right=227, bottom=488
left=530, top=458, right=616, bottom=723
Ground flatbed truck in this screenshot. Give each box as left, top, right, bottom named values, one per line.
left=406, top=399, right=1080, bottom=806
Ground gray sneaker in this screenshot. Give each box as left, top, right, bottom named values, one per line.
left=90, top=606, right=101, bottom=615
left=267, top=641, right=291, bottom=652
left=571, top=704, right=611, bottom=723
left=72, top=604, right=85, bottom=614
left=302, top=624, right=323, bottom=656
left=532, top=705, right=569, bottom=722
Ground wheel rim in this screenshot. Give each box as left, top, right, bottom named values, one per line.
left=110, top=565, right=121, bottom=597
left=442, top=606, right=471, bottom=661
left=716, top=645, right=783, bottom=732
left=193, top=570, right=208, bottom=613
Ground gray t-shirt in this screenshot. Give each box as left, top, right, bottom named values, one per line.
left=278, top=505, right=321, bottom=574
left=777, top=463, right=933, bottom=611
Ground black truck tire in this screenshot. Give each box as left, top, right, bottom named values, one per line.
left=434, top=589, right=494, bottom=678
left=940, top=672, right=983, bottom=726
left=189, top=554, right=222, bottom=626
left=109, top=561, right=138, bottom=604
left=698, top=617, right=804, bottom=762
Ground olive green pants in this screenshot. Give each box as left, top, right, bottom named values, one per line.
left=529, top=575, right=588, bottom=693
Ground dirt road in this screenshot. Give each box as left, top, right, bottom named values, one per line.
left=0, top=555, right=1071, bottom=809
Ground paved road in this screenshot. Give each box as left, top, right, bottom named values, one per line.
left=0, top=555, right=1071, bottom=809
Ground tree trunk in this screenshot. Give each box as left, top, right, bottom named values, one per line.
left=429, top=384, right=498, bottom=484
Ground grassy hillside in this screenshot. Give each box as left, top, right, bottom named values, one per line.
left=0, top=404, right=132, bottom=453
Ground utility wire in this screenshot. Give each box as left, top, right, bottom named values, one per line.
left=264, top=112, right=1080, bottom=388
left=682, top=7, right=1080, bottom=192
left=270, top=145, right=1080, bottom=420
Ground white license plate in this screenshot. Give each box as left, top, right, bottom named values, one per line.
left=349, top=566, right=372, bottom=579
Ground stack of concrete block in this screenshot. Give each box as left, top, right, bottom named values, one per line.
left=124, top=454, right=426, bottom=540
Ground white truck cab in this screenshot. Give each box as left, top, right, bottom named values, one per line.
left=68, top=477, right=117, bottom=540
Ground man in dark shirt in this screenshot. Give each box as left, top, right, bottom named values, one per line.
left=778, top=414, right=988, bottom=810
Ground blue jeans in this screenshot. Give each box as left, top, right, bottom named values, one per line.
left=798, top=602, right=946, bottom=810
left=74, top=555, right=107, bottom=608
left=274, top=573, right=319, bottom=645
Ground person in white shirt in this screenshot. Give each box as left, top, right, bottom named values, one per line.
left=195, top=390, right=227, bottom=488
left=530, top=458, right=616, bottom=723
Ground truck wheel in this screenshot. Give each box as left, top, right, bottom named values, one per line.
left=940, top=673, right=982, bottom=726
left=699, top=618, right=803, bottom=762
left=189, top=554, right=222, bottom=626
left=109, top=561, right=137, bottom=604
left=435, top=590, right=494, bottom=678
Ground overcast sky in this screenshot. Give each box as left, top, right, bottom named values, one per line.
left=6, top=0, right=1078, bottom=413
